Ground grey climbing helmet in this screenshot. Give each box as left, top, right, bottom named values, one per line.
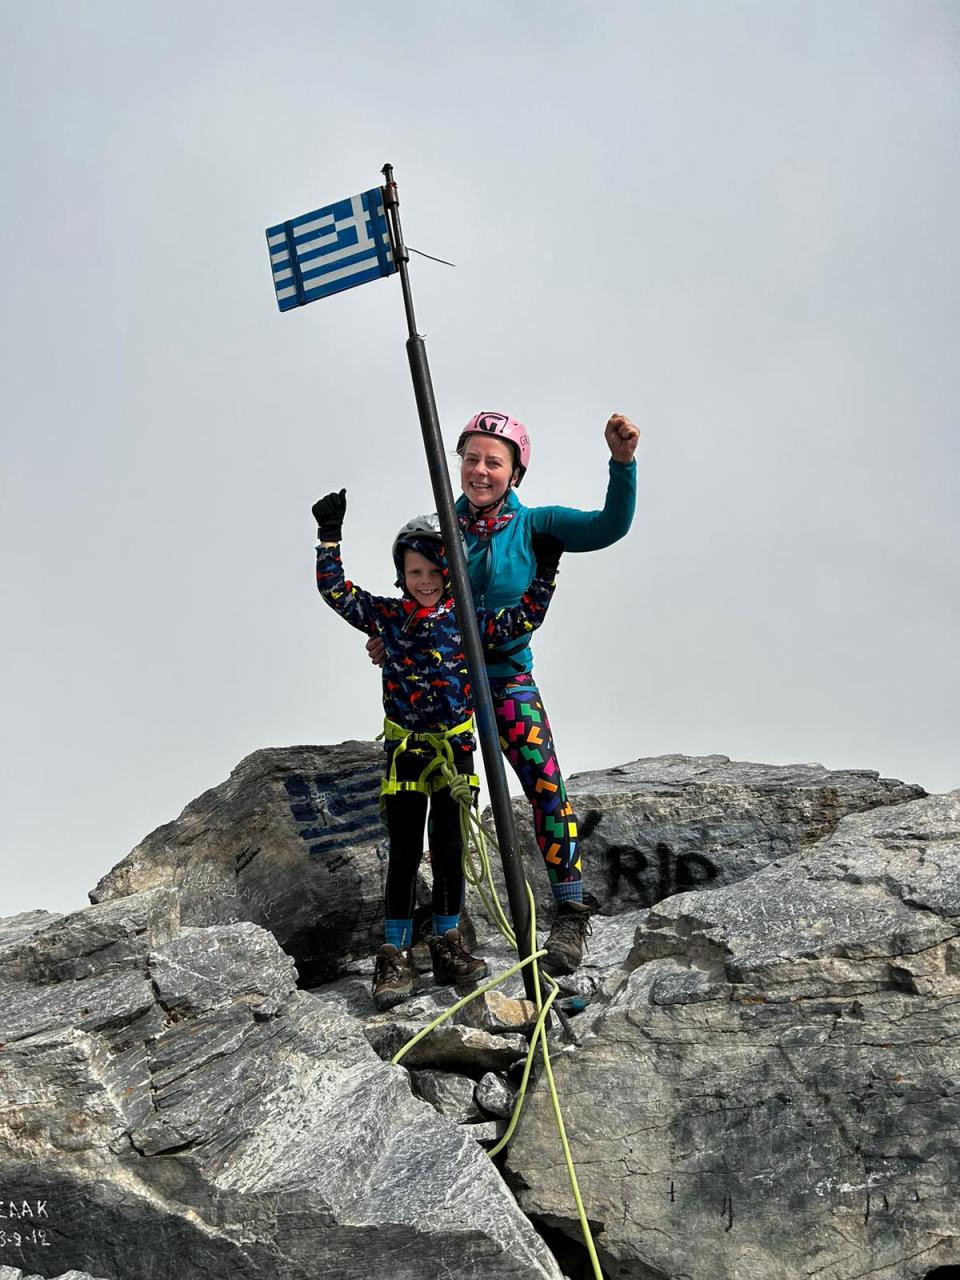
left=392, top=513, right=463, bottom=588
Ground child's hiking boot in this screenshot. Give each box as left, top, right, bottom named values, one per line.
left=542, top=901, right=593, bottom=976
left=410, top=904, right=435, bottom=973
left=410, top=935, right=434, bottom=974
left=372, top=944, right=417, bottom=1011
left=428, top=929, right=487, bottom=987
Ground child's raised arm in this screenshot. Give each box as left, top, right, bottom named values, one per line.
left=478, top=532, right=564, bottom=649
left=313, top=489, right=382, bottom=637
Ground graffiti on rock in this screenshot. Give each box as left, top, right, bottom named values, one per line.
left=284, top=767, right=383, bottom=861
left=579, top=809, right=719, bottom=906
left=235, top=845, right=260, bottom=873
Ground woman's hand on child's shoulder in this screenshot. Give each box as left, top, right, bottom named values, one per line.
left=366, top=635, right=387, bottom=667
left=531, top=532, right=564, bottom=578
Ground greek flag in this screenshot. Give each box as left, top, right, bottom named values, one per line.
left=265, top=188, right=396, bottom=311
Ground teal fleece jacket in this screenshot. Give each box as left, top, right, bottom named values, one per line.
left=455, top=457, right=636, bottom=678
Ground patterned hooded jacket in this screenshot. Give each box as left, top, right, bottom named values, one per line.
left=315, top=544, right=555, bottom=752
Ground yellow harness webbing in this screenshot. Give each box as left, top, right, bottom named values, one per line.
left=377, top=717, right=479, bottom=810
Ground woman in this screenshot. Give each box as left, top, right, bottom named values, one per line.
left=369, top=410, right=639, bottom=973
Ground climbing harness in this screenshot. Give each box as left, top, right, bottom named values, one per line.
left=389, top=744, right=604, bottom=1280
left=377, top=716, right=479, bottom=814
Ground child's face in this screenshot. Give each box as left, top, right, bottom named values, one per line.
left=403, top=549, right=446, bottom=608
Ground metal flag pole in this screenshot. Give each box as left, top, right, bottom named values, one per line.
left=380, top=162, right=537, bottom=1003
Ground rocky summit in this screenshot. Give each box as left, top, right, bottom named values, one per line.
left=1, top=752, right=957, bottom=1280
left=89, top=743, right=389, bottom=987
left=485, top=753, right=926, bottom=930
left=504, top=790, right=960, bottom=1280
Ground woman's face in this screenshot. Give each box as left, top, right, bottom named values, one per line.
left=459, top=435, right=517, bottom=509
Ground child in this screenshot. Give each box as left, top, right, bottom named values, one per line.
left=312, top=488, right=564, bottom=1010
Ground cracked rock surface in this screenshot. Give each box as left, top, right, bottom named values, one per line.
left=89, top=744, right=389, bottom=985
left=0, top=894, right=562, bottom=1280
left=504, top=791, right=960, bottom=1280
left=0, top=1270, right=110, bottom=1280
left=3, top=750, right=954, bottom=1280
left=485, top=753, right=926, bottom=931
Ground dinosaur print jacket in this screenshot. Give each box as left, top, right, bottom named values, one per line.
left=315, top=544, right=556, bottom=752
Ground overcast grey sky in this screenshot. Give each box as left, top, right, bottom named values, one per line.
left=2, top=1, right=958, bottom=919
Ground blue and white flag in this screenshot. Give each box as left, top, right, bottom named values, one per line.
left=265, top=188, right=396, bottom=312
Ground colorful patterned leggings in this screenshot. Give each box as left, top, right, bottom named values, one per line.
left=490, top=673, right=581, bottom=890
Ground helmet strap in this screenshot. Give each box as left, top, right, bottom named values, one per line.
left=467, top=493, right=509, bottom=518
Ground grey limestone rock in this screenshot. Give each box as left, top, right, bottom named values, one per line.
left=410, top=1069, right=483, bottom=1123
left=463, top=1118, right=510, bottom=1146
left=0, top=911, right=63, bottom=948
left=147, top=920, right=297, bottom=1018
left=89, top=743, right=390, bottom=984
left=366, top=1019, right=530, bottom=1075
left=0, top=889, right=179, bottom=985
left=5, top=746, right=952, bottom=1280
left=504, top=791, right=960, bottom=1280
left=0, top=1271, right=110, bottom=1280
left=482, top=753, right=925, bottom=931
left=455, top=991, right=538, bottom=1034
left=0, top=888, right=182, bottom=1055
left=0, top=899, right=563, bottom=1280
left=476, top=1071, right=519, bottom=1119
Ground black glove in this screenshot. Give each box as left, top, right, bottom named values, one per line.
left=531, top=531, right=564, bottom=579
left=312, top=489, right=346, bottom=542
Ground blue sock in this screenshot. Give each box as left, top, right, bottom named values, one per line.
left=433, top=912, right=460, bottom=937
left=551, top=880, right=583, bottom=906
left=384, top=917, right=413, bottom=948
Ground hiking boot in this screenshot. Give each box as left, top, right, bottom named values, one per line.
left=372, top=944, right=417, bottom=1011
left=542, top=901, right=593, bottom=976
left=411, top=904, right=434, bottom=972
left=410, top=936, right=434, bottom=974
left=428, top=929, right=487, bottom=987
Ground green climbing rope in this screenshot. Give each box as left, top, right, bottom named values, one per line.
left=387, top=740, right=604, bottom=1280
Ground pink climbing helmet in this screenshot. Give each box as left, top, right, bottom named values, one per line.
left=456, top=411, right=531, bottom=485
